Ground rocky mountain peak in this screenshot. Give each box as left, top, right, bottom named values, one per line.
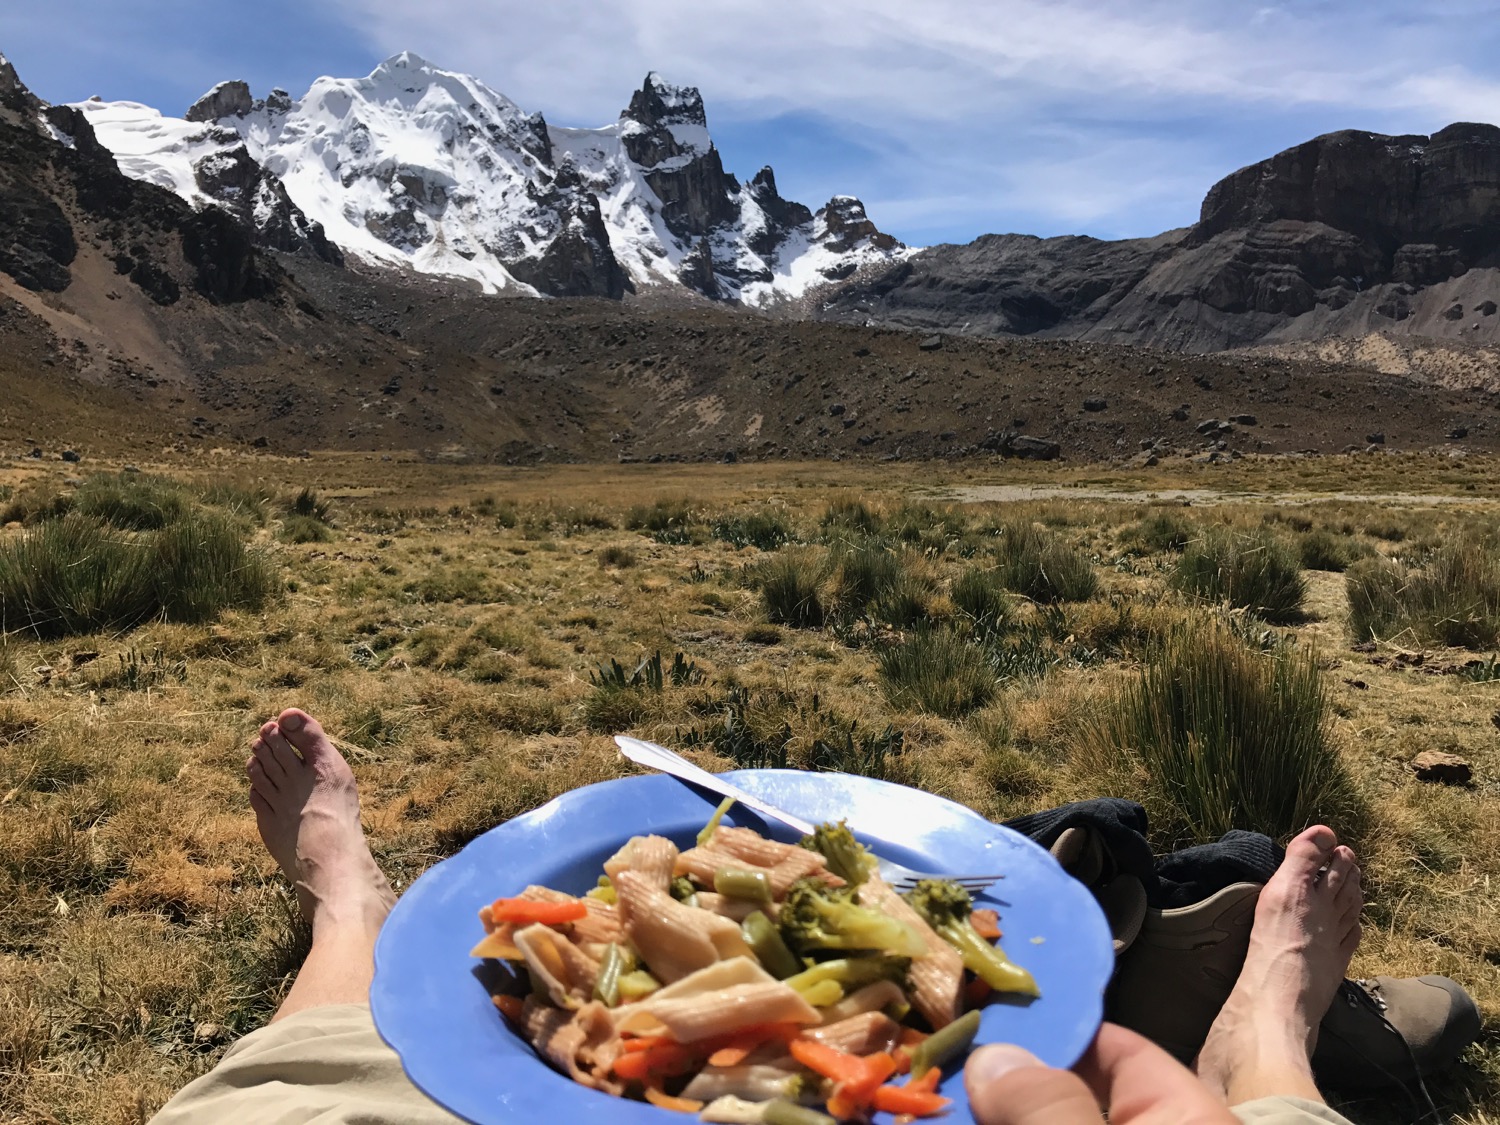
left=186, top=80, right=253, bottom=122
left=0, top=49, right=41, bottom=120
left=623, top=72, right=707, bottom=130
left=820, top=196, right=897, bottom=254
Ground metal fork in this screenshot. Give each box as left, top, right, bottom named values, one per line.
left=615, top=735, right=1002, bottom=895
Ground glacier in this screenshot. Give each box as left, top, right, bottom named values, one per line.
left=71, top=53, right=908, bottom=304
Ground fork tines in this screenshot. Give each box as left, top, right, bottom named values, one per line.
left=888, top=875, right=1002, bottom=893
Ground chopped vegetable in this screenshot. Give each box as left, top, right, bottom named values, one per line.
left=698, top=796, right=737, bottom=846
left=908, top=1009, right=981, bottom=1079
left=469, top=931, right=523, bottom=959
left=699, top=1095, right=772, bottom=1124
left=872, top=1077, right=950, bottom=1117
left=785, top=956, right=910, bottom=1000
left=790, top=1039, right=896, bottom=1118
left=714, top=868, right=772, bottom=903
left=798, top=820, right=876, bottom=887
left=586, top=875, right=618, bottom=905
left=763, top=1100, right=836, bottom=1125
left=643, top=1087, right=704, bottom=1113
left=486, top=897, right=589, bottom=926
left=779, top=879, right=927, bottom=958
left=905, top=880, right=1040, bottom=997
left=970, top=908, right=1001, bottom=940
left=613, top=1040, right=699, bottom=1081
left=741, top=910, right=802, bottom=980
left=492, top=994, right=524, bottom=1025
left=617, top=969, right=662, bottom=1002
left=594, top=943, right=627, bottom=1007
left=671, top=875, right=699, bottom=903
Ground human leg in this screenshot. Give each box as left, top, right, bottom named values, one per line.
left=245, top=707, right=396, bottom=1022
left=1195, top=825, right=1363, bottom=1108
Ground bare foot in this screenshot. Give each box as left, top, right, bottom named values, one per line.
left=247, top=708, right=395, bottom=936
left=1196, top=825, right=1363, bottom=1106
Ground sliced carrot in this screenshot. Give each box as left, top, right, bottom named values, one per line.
left=612, top=1041, right=698, bottom=1081
left=907, top=1067, right=941, bottom=1095
left=970, top=908, right=1002, bottom=940
left=873, top=1083, right=951, bottom=1117
left=644, top=1087, right=705, bottom=1113
left=487, top=897, right=589, bottom=926
left=965, top=976, right=993, bottom=1007
left=789, top=1038, right=874, bottom=1086
left=622, top=1035, right=675, bottom=1054
left=492, top=994, right=524, bottom=1025
left=704, top=1022, right=804, bottom=1066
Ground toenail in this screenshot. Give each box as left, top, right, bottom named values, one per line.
left=280, top=713, right=304, bottom=732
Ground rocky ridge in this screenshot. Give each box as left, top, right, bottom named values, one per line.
left=821, top=124, right=1500, bottom=355
left=70, top=55, right=905, bottom=304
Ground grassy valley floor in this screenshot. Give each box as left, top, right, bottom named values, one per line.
left=3, top=452, right=1500, bottom=1123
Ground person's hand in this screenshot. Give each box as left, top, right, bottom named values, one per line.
left=965, top=1022, right=1237, bottom=1125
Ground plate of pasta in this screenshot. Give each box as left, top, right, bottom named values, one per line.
left=371, top=769, right=1113, bottom=1124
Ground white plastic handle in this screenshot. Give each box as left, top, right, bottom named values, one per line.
left=614, top=735, right=816, bottom=837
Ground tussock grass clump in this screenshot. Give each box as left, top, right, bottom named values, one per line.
left=952, top=567, right=1011, bottom=636
left=1347, top=537, right=1500, bottom=648
left=0, top=482, right=74, bottom=526
left=598, top=544, right=638, bottom=569
left=757, top=548, right=831, bottom=627
left=151, top=512, right=278, bottom=625
left=1130, top=510, right=1193, bottom=553
left=279, top=514, right=333, bottom=543
left=877, top=627, right=996, bottom=718
left=871, top=563, right=941, bottom=629
left=0, top=512, right=277, bottom=638
left=828, top=542, right=901, bottom=616
left=1297, top=529, right=1369, bottom=573
left=820, top=495, right=881, bottom=536
left=1172, top=527, right=1306, bottom=624
left=992, top=522, right=1099, bottom=603
left=73, top=473, right=190, bottom=530
left=713, top=509, right=793, bottom=551
left=1085, top=618, right=1359, bottom=845
left=625, top=497, right=695, bottom=535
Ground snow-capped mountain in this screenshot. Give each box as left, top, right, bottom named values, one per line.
left=71, top=53, right=907, bottom=303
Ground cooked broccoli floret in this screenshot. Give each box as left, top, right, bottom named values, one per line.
left=905, top=879, right=1039, bottom=998
left=778, top=878, right=927, bottom=958
left=669, top=875, right=698, bottom=903
left=798, top=820, right=876, bottom=886
left=784, top=955, right=910, bottom=1000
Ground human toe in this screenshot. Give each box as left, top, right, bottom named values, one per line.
left=261, top=724, right=304, bottom=775
left=247, top=754, right=277, bottom=793
left=276, top=708, right=334, bottom=762
left=1283, top=825, right=1337, bottom=875
left=1323, top=846, right=1359, bottom=895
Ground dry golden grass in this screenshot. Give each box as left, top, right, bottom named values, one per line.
left=3, top=452, right=1500, bottom=1122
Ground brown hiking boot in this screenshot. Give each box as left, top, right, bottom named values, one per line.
left=1049, top=827, right=1147, bottom=955
left=1313, top=975, right=1481, bottom=1090
left=1105, top=881, right=1263, bottom=1062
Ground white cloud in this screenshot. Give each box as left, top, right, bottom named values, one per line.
left=316, top=2, right=1500, bottom=238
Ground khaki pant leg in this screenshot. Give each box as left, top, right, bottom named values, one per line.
left=149, top=1003, right=466, bottom=1125
left=1232, top=1095, right=1358, bottom=1125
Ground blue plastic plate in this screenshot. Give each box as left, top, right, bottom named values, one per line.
left=371, top=771, right=1112, bottom=1124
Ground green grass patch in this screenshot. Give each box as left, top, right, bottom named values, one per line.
left=1085, top=617, right=1360, bottom=846
left=1347, top=537, right=1500, bottom=648
left=1172, top=527, right=1306, bottom=624
left=877, top=627, right=996, bottom=718
left=992, top=522, right=1099, bottom=603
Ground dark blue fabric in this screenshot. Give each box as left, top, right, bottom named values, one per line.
left=1003, top=798, right=1283, bottom=908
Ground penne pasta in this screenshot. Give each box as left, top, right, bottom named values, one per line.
left=474, top=813, right=1035, bottom=1121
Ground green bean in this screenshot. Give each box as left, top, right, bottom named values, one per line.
left=763, top=1100, right=836, bottom=1125
left=742, top=910, right=802, bottom=979
left=697, top=795, right=736, bottom=846
left=592, top=943, right=625, bottom=1007
left=910, top=1008, right=982, bottom=1078
left=714, top=867, right=772, bottom=903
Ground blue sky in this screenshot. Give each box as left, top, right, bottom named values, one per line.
left=6, top=1, right=1500, bottom=247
